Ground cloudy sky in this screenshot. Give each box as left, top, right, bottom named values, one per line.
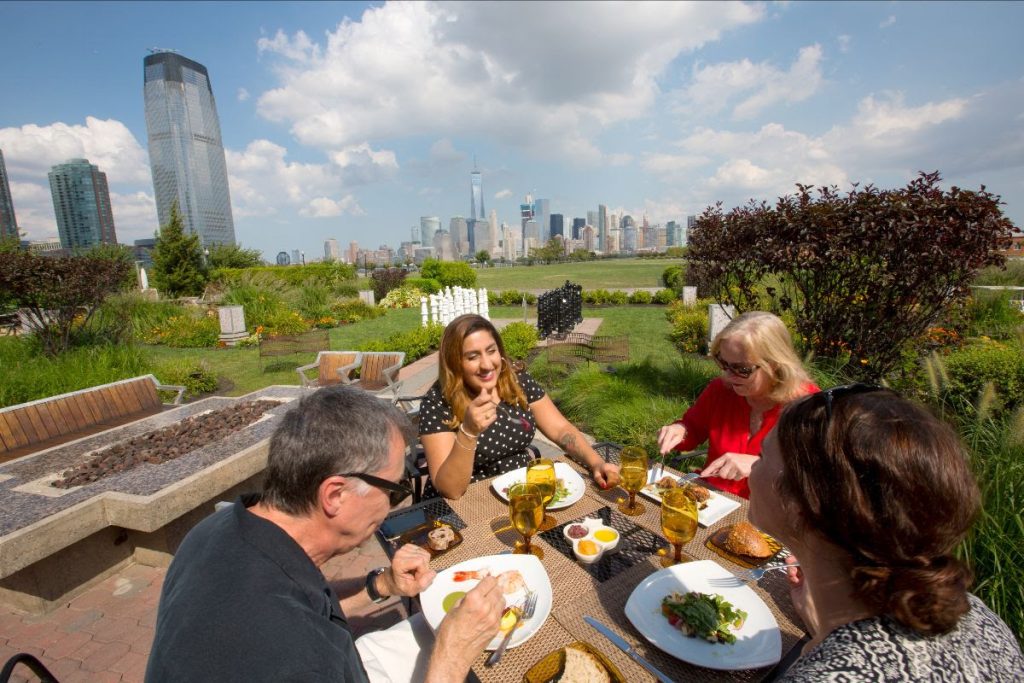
left=1, top=1, right=1022, bottom=259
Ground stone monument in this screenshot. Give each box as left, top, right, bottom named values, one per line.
left=217, top=306, right=248, bottom=346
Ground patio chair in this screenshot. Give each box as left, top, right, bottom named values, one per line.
left=296, top=351, right=362, bottom=388
left=353, top=351, right=405, bottom=398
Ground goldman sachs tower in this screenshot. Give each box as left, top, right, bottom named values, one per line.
left=143, top=50, right=236, bottom=246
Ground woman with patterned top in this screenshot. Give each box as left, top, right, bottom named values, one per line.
left=749, top=385, right=1023, bottom=681
left=418, top=314, right=620, bottom=500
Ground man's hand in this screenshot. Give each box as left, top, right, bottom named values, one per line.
left=463, top=387, right=499, bottom=436
left=657, top=423, right=687, bottom=455
left=700, top=452, right=758, bottom=480
left=591, top=461, right=620, bottom=490
left=426, top=575, right=505, bottom=682
left=381, top=544, right=436, bottom=598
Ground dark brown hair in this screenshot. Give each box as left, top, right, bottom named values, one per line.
left=775, top=390, right=980, bottom=634
left=438, top=314, right=527, bottom=428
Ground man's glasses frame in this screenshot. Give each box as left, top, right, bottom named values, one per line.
left=821, top=383, right=884, bottom=422
left=335, top=471, right=413, bottom=507
left=713, top=353, right=760, bottom=379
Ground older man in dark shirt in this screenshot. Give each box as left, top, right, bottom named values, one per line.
left=146, top=386, right=504, bottom=682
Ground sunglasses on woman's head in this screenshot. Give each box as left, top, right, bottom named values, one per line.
left=713, top=353, right=759, bottom=379
left=821, top=383, right=885, bottom=422
left=335, top=471, right=413, bottom=507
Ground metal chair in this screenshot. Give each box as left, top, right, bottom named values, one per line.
left=295, top=351, right=362, bottom=388
left=1, top=653, right=59, bottom=683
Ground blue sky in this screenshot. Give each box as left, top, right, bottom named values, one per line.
left=1, top=1, right=1022, bottom=259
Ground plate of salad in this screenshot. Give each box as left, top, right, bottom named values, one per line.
left=624, top=560, right=781, bottom=670
left=491, top=461, right=586, bottom=510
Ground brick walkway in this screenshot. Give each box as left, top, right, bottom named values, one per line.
left=0, top=318, right=603, bottom=682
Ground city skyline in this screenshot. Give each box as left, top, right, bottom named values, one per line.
left=0, top=1, right=1021, bottom=259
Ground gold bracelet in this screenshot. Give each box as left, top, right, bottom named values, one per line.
left=459, top=423, right=479, bottom=439
left=453, top=436, right=475, bottom=451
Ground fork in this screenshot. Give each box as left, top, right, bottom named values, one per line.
left=708, top=561, right=800, bottom=587
left=485, top=591, right=538, bottom=667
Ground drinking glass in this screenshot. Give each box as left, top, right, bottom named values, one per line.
left=508, top=482, right=544, bottom=558
left=526, top=458, right=557, bottom=531
left=660, top=486, right=698, bottom=566
left=618, top=446, right=648, bottom=516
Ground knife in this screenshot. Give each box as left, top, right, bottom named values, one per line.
left=584, top=616, right=676, bottom=683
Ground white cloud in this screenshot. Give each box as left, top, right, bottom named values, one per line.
left=641, top=153, right=710, bottom=174
left=255, top=1, right=764, bottom=161
left=300, top=196, right=364, bottom=218
left=844, top=92, right=967, bottom=141
left=494, top=189, right=512, bottom=200
left=880, top=15, right=896, bottom=29
left=0, top=117, right=150, bottom=184
left=682, top=44, right=825, bottom=120
left=109, top=191, right=158, bottom=242
left=837, top=34, right=851, bottom=53
left=237, top=87, right=250, bottom=102
left=429, top=138, right=465, bottom=164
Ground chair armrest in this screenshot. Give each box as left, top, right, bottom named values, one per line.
left=295, top=362, right=318, bottom=388
left=335, top=360, right=360, bottom=385
left=525, top=444, right=541, bottom=461
left=156, top=383, right=187, bottom=405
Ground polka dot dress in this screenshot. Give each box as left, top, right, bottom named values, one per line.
left=418, top=371, right=546, bottom=499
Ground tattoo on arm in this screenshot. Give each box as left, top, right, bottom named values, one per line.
left=559, top=432, right=578, bottom=456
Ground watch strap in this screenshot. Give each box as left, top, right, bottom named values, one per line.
left=365, top=567, right=388, bottom=603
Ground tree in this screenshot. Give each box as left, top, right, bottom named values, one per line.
left=207, top=243, right=264, bottom=269
left=529, top=237, right=566, bottom=264
left=0, top=251, right=133, bottom=355
left=474, top=250, right=491, bottom=264
left=688, top=172, right=1015, bottom=380
left=151, top=203, right=207, bottom=297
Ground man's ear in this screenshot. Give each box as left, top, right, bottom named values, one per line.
left=318, top=475, right=347, bottom=518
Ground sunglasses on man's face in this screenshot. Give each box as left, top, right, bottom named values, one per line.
left=713, top=353, right=759, bottom=379
left=821, top=383, right=884, bottom=422
left=336, top=471, right=413, bottom=507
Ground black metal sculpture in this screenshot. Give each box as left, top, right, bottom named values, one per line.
left=536, top=280, right=583, bottom=339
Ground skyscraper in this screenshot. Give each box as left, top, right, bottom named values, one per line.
left=420, top=216, right=440, bottom=249
left=550, top=214, right=564, bottom=238
left=0, top=150, right=18, bottom=241
left=571, top=217, right=585, bottom=240
left=598, top=204, right=608, bottom=253
left=144, top=50, right=235, bottom=247
left=48, top=158, right=117, bottom=250
left=449, top=216, right=468, bottom=256
left=324, top=238, right=341, bottom=262
left=533, top=198, right=550, bottom=243
left=470, top=160, right=485, bottom=220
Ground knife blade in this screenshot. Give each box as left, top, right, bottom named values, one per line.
left=584, top=616, right=676, bottom=683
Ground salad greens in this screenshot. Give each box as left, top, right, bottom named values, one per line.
left=660, top=591, right=747, bottom=644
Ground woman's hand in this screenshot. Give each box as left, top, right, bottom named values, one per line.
left=591, top=461, right=620, bottom=490
left=462, top=386, right=499, bottom=436
left=657, top=423, right=688, bottom=454
left=383, top=544, right=437, bottom=598
left=700, top=452, right=758, bottom=480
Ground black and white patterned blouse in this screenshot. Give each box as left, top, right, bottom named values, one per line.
left=780, top=594, right=1023, bottom=681
left=418, top=371, right=546, bottom=497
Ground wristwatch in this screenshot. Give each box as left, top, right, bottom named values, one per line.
left=365, top=567, right=389, bottom=604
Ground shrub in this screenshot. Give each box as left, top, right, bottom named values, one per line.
left=666, top=300, right=708, bottom=355
left=263, top=309, right=310, bottom=336
left=628, top=290, right=653, bottom=304
left=379, top=286, right=424, bottom=309
left=608, top=291, right=628, bottom=305
left=212, top=262, right=356, bottom=288
left=653, top=288, right=678, bottom=305
left=940, top=341, right=1024, bottom=414
left=359, top=323, right=444, bottom=362
left=964, top=291, right=1023, bottom=339
left=662, top=264, right=685, bottom=290
left=294, top=280, right=333, bottom=320
left=420, top=259, right=477, bottom=288
left=688, top=172, right=1015, bottom=380
left=489, top=289, right=536, bottom=306
left=405, top=277, right=441, bottom=294
left=371, top=268, right=408, bottom=302
left=221, top=276, right=292, bottom=331
left=153, top=359, right=218, bottom=399
left=331, top=298, right=385, bottom=323
left=145, top=311, right=220, bottom=348
left=584, top=289, right=610, bottom=305
left=500, top=322, right=540, bottom=360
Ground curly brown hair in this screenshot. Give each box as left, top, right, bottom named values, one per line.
left=775, top=388, right=980, bottom=634
left=438, top=314, right=528, bottom=429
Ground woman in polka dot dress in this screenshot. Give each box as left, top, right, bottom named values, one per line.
left=419, top=314, right=620, bottom=500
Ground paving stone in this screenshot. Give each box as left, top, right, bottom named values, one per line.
left=110, top=648, right=148, bottom=677
left=58, top=607, right=104, bottom=633
left=42, top=629, right=93, bottom=660
left=90, top=616, right=139, bottom=645
left=75, top=638, right=131, bottom=673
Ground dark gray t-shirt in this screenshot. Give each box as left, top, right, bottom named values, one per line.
left=146, top=495, right=369, bottom=682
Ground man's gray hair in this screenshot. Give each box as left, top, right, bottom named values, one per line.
left=261, top=385, right=416, bottom=515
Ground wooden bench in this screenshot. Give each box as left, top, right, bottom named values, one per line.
left=546, top=333, right=629, bottom=367
left=0, top=375, right=185, bottom=463
left=258, top=329, right=330, bottom=370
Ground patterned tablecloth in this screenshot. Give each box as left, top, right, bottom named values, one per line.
left=381, top=447, right=807, bottom=683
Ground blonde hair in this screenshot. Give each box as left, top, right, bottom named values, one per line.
left=710, top=311, right=811, bottom=403
left=438, top=315, right=528, bottom=429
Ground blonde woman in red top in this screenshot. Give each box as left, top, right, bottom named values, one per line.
left=657, top=311, right=818, bottom=498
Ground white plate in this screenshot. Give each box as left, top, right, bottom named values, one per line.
left=420, top=554, right=552, bottom=650
left=491, top=461, right=586, bottom=510
left=624, top=560, right=781, bottom=670
left=640, top=468, right=741, bottom=527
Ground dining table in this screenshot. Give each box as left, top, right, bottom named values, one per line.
left=376, top=443, right=809, bottom=683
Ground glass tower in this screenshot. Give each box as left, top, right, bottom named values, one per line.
left=0, top=150, right=17, bottom=240
left=144, top=51, right=235, bottom=247
left=48, top=158, right=117, bottom=250
left=470, top=162, right=485, bottom=220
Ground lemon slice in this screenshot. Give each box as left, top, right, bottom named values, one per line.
left=499, top=607, right=519, bottom=632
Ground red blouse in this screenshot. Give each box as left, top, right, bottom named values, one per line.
left=672, top=377, right=819, bottom=498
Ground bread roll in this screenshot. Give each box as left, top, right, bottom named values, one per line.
left=556, top=645, right=611, bottom=683
left=427, top=525, right=455, bottom=551
left=724, top=521, right=772, bottom=558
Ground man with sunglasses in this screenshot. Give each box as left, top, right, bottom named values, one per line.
left=147, top=386, right=505, bottom=682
